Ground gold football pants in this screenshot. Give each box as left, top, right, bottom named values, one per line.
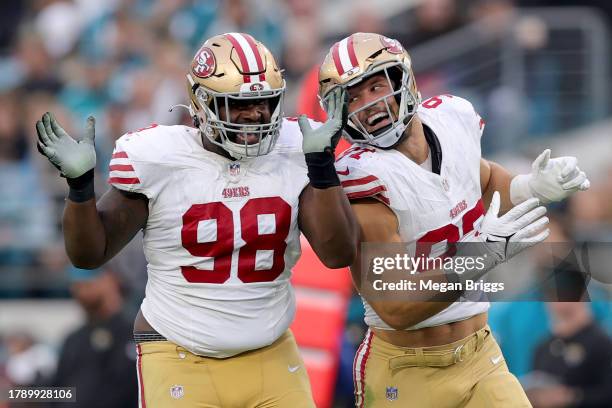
left=136, top=330, right=315, bottom=408
left=353, top=326, right=532, bottom=407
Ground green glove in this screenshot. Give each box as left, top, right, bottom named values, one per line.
left=298, top=87, right=348, bottom=154
left=36, top=113, right=96, bottom=179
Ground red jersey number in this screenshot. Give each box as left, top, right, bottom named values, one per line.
left=180, top=197, right=292, bottom=284
left=337, top=146, right=376, bottom=161
left=415, top=199, right=484, bottom=260
left=422, top=94, right=453, bottom=109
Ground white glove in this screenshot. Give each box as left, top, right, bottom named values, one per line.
left=510, top=149, right=590, bottom=205
left=478, top=191, right=550, bottom=262
left=446, top=191, right=550, bottom=284
left=36, top=113, right=96, bottom=178
left=298, top=87, right=347, bottom=154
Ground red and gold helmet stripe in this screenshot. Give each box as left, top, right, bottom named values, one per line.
left=225, top=32, right=266, bottom=83
left=331, top=34, right=359, bottom=76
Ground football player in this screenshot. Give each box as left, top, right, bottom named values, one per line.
left=317, top=33, right=590, bottom=407
left=36, top=33, right=357, bottom=408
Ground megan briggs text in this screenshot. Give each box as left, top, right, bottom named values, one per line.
left=372, top=279, right=505, bottom=293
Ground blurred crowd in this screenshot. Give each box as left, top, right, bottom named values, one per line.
left=1, top=0, right=612, bottom=407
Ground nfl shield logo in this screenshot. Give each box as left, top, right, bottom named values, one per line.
left=386, top=386, right=398, bottom=401
left=170, top=385, right=184, bottom=399
left=229, top=162, right=241, bottom=177
left=441, top=178, right=450, bottom=192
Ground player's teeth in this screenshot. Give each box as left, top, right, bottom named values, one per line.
left=367, top=112, right=387, bottom=125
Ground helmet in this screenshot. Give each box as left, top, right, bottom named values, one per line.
left=318, top=33, right=420, bottom=149
left=187, top=33, right=285, bottom=159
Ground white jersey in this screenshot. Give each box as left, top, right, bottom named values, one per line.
left=108, top=119, right=310, bottom=357
left=336, top=95, right=489, bottom=330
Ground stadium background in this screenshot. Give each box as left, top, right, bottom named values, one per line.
left=1, top=0, right=611, bottom=407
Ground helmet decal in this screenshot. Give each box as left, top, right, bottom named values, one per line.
left=192, top=46, right=216, bottom=78
left=249, top=83, right=264, bottom=91
left=380, top=36, right=403, bottom=54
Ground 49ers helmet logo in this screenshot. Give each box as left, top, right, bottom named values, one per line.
left=380, top=36, right=403, bottom=54
left=192, top=46, right=216, bottom=78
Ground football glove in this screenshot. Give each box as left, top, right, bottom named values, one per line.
left=477, top=191, right=550, bottom=262
left=298, top=87, right=348, bottom=154
left=445, top=191, right=549, bottom=284
left=36, top=113, right=96, bottom=179
left=510, top=149, right=590, bottom=205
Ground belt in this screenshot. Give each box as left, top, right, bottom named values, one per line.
left=134, top=332, right=167, bottom=343
left=388, top=326, right=489, bottom=369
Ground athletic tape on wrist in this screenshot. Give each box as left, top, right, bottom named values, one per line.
left=67, top=169, right=95, bottom=202
left=305, top=151, right=340, bottom=189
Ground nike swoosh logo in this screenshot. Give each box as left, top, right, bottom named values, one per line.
left=337, top=168, right=350, bottom=176
left=288, top=365, right=300, bottom=373
left=490, top=355, right=504, bottom=365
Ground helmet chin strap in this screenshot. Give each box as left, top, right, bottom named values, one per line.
left=223, top=130, right=273, bottom=160
left=384, top=112, right=419, bottom=149
left=228, top=149, right=246, bottom=160
left=370, top=122, right=407, bottom=149
left=358, top=110, right=418, bottom=150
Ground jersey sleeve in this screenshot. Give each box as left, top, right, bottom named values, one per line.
left=336, top=154, right=390, bottom=205
left=108, top=134, right=158, bottom=198
left=449, top=96, right=485, bottom=143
